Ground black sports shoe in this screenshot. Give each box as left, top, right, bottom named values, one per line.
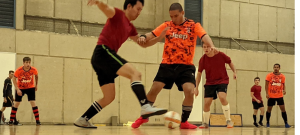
left=254, top=123, right=259, bottom=127
left=14, top=121, right=23, bottom=126
left=258, top=122, right=264, bottom=126
left=36, top=121, right=41, bottom=126
left=8, top=121, right=13, bottom=126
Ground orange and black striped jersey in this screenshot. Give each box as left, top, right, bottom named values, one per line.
left=152, top=19, right=206, bottom=65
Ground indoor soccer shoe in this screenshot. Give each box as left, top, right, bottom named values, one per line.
left=199, top=123, right=209, bottom=129
left=180, top=121, right=197, bottom=129
left=131, top=117, right=149, bottom=129
left=141, top=104, right=167, bottom=118
left=226, top=120, right=234, bottom=128
left=74, top=117, right=97, bottom=128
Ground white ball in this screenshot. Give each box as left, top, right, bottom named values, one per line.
left=164, top=111, right=181, bottom=129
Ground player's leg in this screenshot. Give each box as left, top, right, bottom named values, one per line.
left=146, top=81, right=165, bottom=106
left=217, top=84, right=233, bottom=128
left=117, top=63, right=167, bottom=118
left=9, top=91, right=23, bottom=126
left=278, top=98, right=291, bottom=128
left=199, top=85, right=216, bottom=128
left=258, top=105, right=265, bottom=126
left=27, top=88, right=40, bottom=125
left=179, top=82, right=197, bottom=129
left=266, top=98, right=275, bottom=128
left=0, top=107, right=6, bottom=124
left=131, top=81, right=165, bottom=128
left=253, top=109, right=258, bottom=127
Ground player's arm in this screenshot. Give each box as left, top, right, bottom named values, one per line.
left=228, top=62, right=237, bottom=79
left=265, top=80, right=269, bottom=99
left=137, top=23, right=168, bottom=45
left=283, top=83, right=286, bottom=95
left=194, top=71, right=202, bottom=97
left=3, top=80, right=8, bottom=102
left=130, top=35, right=165, bottom=48
left=35, top=74, right=38, bottom=88
left=251, top=92, right=260, bottom=103
left=88, top=0, right=115, bottom=18
left=12, top=76, right=19, bottom=91
left=195, top=23, right=216, bottom=48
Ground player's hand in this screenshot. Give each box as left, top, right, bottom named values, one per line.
left=194, top=87, right=199, bottom=97
left=137, top=36, right=146, bottom=45
left=87, top=0, right=99, bottom=6
left=283, top=90, right=286, bottom=95
left=266, top=94, right=269, bottom=99
left=233, top=72, right=237, bottom=80
left=35, top=87, right=38, bottom=91
left=160, top=27, right=170, bottom=37
left=256, top=100, right=261, bottom=103
left=4, top=98, right=7, bottom=103
left=17, top=90, right=22, bottom=96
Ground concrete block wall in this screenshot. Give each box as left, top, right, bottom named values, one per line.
left=203, top=0, right=295, bottom=43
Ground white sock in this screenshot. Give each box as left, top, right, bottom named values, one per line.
left=222, top=103, right=231, bottom=121
left=203, top=111, right=211, bottom=124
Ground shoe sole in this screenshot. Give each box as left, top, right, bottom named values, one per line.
left=141, top=109, right=168, bottom=118
left=73, top=123, right=97, bottom=128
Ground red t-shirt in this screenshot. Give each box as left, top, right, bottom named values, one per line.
left=14, top=66, right=38, bottom=89
left=251, top=85, right=262, bottom=102
left=198, top=52, right=231, bottom=85
left=97, top=8, right=138, bottom=52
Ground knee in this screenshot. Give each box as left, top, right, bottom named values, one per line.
left=219, top=96, right=226, bottom=103
left=184, top=88, right=194, bottom=98
left=132, top=71, right=142, bottom=79
left=103, top=95, right=115, bottom=103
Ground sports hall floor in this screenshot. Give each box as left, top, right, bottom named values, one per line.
left=0, top=125, right=294, bottom=135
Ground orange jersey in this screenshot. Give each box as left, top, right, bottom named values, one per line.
left=152, top=19, right=206, bottom=65
left=14, top=66, right=38, bottom=89
left=266, top=73, right=285, bottom=98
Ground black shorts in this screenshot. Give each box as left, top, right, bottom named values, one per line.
left=252, top=101, right=264, bottom=109
left=268, top=97, right=284, bottom=106
left=91, top=45, right=128, bottom=86
left=153, top=64, right=196, bottom=91
left=2, top=95, right=13, bottom=107
left=15, top=88, right=36, bottom=102
left=204, top=84, right=228, bottom=100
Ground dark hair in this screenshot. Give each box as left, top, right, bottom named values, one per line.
left=23, top=57, right=31, bottom=62
left=9, top=70, right=14, bottom=74
left=254, top=77, right=260, bottom=81
left=274, top=63, right=280, bottom=68
left=123, top=0, right=144, bottom=10
left=169, top=3, right=183, bottom=12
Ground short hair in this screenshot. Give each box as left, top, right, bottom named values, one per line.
left=9, top=70, right=14, bottom=74
left=23, top=57, right=31, bottom=62
left=123, top=0, right=144, bottom=10
left=169, top=3, right=183, bottom=12
left=274, top=63, right=280, bottom=68
left=254, top=77, right=260, bottom=81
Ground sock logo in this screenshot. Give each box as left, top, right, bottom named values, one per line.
left=140, top=99, right=146, bottom=104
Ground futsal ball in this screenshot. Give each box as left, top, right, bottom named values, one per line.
left=164, top=111, right=181, bottom=129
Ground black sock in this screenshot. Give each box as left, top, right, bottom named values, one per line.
left=0, top=111, right=2, bottom=121
left=266, top=112, right=271, bottom=123
left=259, top=115, right=264, bottom=123
left=131, top=81, right=149, bottom=106
left=81, top=101, right=102, bottom=120
left=281, top=112, right=288, bottom=124
left=181, top=106, right=192, bottom=123
left=253, top=115, right=257, bottom=123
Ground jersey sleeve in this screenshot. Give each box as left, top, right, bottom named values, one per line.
left=110, top=8, right=123, bottom=21
left=251, top=86, right=255, bottom=92
left=152, top=22, right=168, bottom=37
left=265, top=73, right=271, bottom=82
left=33, top=67, right=38, bottom=75
left=198, top=56, right=205, bottom=72
left=14, top=70, right=19, bottom=78
left=195, top=23, right=207, bottom=39
left=220, top=52, right=231, bottom=64
left=130, top=27, right=138, bottom=37
left=281, top=74, right=286, bottom=83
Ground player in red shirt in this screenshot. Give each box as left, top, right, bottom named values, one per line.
left=74, top=0, right=168, bottom=128
left=265, top=63, right=291, bottom=128
left=131, top=3, right=216, bottom=129
left=9, top=57, right=40, bottom=126
left=251, top=77, right=264, bottom=127
left=195, top=43, right=236, bottom=128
